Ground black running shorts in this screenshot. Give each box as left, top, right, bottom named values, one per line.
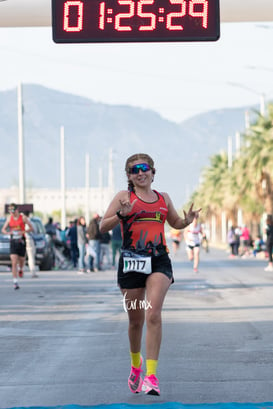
left=118, top=252, right=174, bottom=289
left=187, top=243, right=200, bottom=250
left=10, top=238, right=26, bottom=257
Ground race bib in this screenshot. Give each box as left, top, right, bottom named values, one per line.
left=12, top=230, right=22, bottom=239
left=123, top=252, right=152, bottom=275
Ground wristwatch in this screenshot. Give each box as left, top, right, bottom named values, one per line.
left=116, top=210, right=126, bottom=219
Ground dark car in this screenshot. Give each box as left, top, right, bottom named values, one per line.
left=0, top=216, right=55, bottom=271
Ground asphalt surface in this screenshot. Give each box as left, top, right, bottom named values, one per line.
left=0, top=246, right=273, bottom=408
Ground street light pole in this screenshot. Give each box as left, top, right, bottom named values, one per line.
left=17, top=82, right=25, bottom=203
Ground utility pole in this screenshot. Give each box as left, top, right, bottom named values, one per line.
left=245, top=110, right=250, bottom=130
left=17, top=82, right=25, bottom=203
left=85, top=153, right=90, bottom=225
left=60, top=126, right=66, bottom=230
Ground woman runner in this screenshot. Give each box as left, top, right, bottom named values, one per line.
left=100, top=153, right=201, bottom=395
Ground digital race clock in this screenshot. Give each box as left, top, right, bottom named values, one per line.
left=52, top=0, right=220, bottom=43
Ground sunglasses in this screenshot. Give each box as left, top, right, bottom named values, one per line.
left=8, top=208, right=16, bottom=213
left=129, top=163, right=151, bottom=175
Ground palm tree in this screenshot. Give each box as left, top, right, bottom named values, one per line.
left=240, top=103, right=273, bottom=214
left=190, top=151, right=227, bottom=214
left=194, top=150, right=242, bottom=222
left=187, top=103, right=273, bottom=240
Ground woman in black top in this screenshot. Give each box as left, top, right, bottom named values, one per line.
left=264, top=214, right=273, bottom=271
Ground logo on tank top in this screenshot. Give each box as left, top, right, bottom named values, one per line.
left=134, top=211, right=164, bottom=223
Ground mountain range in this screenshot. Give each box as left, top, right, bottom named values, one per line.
left=0, top=84, right=262, bottom=208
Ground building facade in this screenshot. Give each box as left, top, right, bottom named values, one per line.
left=0, top=185, right=114, bottom=223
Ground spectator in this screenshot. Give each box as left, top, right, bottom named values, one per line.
left=86, top=213, right=102, bottom=271
left=44, top=217, right=57, bottom=239
left=67, top=219, right=79, bottom=269
left=100, top=231, right=111, bottom=269
left=234, top=225, right=242, bottom=256
left=264, top=214, right=273, bottom=271
left=253, top=235, right=265, bottom=258
left=77, top=216, right=87, bottom=274
left=240, top=225, right=251, bottom=257
left=24, top=210, right=38, bottom=278
left=55, top=222, right=71, bottom=260
left=227, top=225, right=237, bottom=257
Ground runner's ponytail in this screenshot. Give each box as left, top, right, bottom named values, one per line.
left=128, top=180, right=135, bottom=193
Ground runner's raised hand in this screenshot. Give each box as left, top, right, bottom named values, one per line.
left=119, top=191, right=137, bottom=217
left=183, top=203, right=201, bottom=225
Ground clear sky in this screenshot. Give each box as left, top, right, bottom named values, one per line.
left=0, top=21, right=273, bottom=123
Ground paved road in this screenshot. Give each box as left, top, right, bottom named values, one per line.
left=0, top=247, right=273, bottom=408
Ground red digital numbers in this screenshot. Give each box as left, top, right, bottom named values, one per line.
left=63, top=0, right=83, bottom=32
left=166, top=0, right=186, bottom=31
left=137, top=0, right=156, bottom=31
left=115, top=0, right=135, bottom=31
left=189, top=0, right=208, bottom=28
left=62, top=0, right=209, bottom=33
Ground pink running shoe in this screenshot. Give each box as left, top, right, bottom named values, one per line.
left=142, top=374, right=160, bottom=395
left=128, top=359, right=143, bottom=393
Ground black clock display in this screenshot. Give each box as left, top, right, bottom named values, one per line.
left=52, top=0, right=220, bottom=43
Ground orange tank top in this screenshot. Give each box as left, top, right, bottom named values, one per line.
left=120, top=190, right=169, bottom=256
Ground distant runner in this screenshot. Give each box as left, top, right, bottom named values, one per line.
left=1, top=203, right=34, bottom=289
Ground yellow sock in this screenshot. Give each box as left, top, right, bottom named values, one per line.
left=146, top=359, right=158, bottom=376
left=130, top=352, right=141, bottom=368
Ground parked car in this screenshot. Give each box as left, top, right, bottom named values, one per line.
left=0, top=216, right=55, bottom=271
